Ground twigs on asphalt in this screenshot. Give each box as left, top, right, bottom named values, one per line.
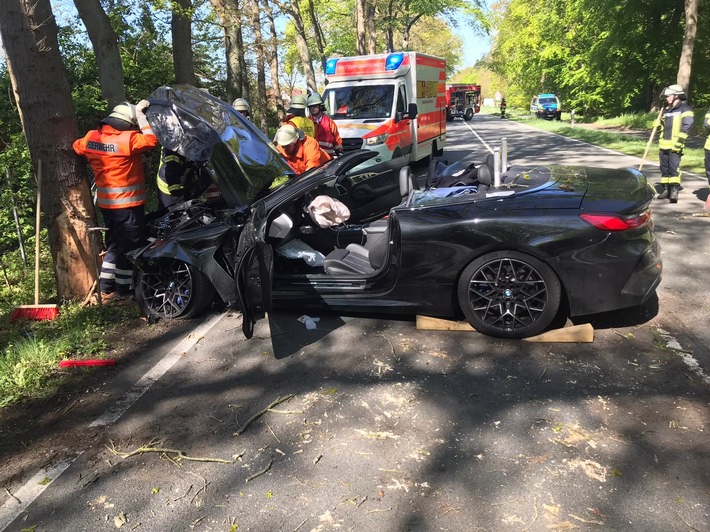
left=233, top=394, right=295, bottom=436
left=106, top=439, right=233, bottom=463
left=245, top=458, right=273, bottom=482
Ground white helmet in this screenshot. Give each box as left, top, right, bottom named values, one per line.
left=105, top=101, right=137, bottom=126
left=274, top=124, right=304, bottom=146
left=232, top=98, right=251, bottom=112
left=662, top=84, right=685, bottom=98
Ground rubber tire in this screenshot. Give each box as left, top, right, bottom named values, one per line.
left=136, top=259, right=216, bottom=320
left=457, top=251, right=562, bottom=339
left=464, top=109, right=474, bottom=121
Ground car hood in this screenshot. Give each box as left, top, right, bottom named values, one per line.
left=144, top=84, right=294, bottom=209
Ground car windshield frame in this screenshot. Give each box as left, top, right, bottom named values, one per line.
left=324, top=84, right=395, bottom=120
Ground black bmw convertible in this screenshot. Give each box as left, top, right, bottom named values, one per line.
left=130, top=85, right=662, bottom=339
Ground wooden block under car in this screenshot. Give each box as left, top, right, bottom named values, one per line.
left=415, top=316, right=594, bottom=343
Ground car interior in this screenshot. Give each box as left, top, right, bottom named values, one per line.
left=263, top=155, right=554, bottom=279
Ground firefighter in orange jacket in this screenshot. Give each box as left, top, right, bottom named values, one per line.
left=274, top=123, right=331, bottom=175
left=307, top=93, right=343, bottom=156
left=73, top=100, right=158, bottom=299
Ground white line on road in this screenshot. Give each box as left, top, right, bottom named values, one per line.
left=462, top=119, right=494, bottom=153
left=0, top=311, right=227, bottom=532
left=0, top=457, right=76, bottom=530
left=90, top=311, right=227, bottom=427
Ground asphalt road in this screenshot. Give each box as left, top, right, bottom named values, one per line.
left=1, top=116, right=709, bottom=532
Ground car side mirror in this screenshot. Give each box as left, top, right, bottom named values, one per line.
left=395, top=103, right=418, bottom=123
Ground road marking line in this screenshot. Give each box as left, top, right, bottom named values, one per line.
left=462, top=120, right=493, bottom=153
left=0, top=457, right=76, bottom=531
left=0, top=311, right=227, bottom=532
left=90, top=311, right=227, bottom=427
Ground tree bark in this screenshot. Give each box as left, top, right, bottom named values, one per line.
left=676, top=0, right=697, bottom=96
left=262, top=0, right=285, bottom=117
left=248, top=0, right=268, bottom=130
left=209, top=0, right=246, bottom=101
left=365, top=0, right=377, bottom=54
left=272, top=0, right=317, bottom=92
left=306, top=0, right=327, bottom=75
left=171, top=0, right=197, bottom=85
left=0, top=0, right=97, bottom=301
left=72, top=0, right=126, bottom=107
left=356, top=0, right=366, bottom=55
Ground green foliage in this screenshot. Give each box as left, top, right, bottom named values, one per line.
left=490, top=0, right=710, bottom=116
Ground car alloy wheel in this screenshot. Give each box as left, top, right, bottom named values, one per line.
left=457, top=251, right=561, bottom=339
left=136, top=259, right=215, bottom=319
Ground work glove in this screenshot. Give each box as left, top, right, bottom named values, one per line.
left=652, top=119, right=661, bottom=129
left=672, top=141, right=685, bottom=153
left=135, top=99, right=151, bottom=131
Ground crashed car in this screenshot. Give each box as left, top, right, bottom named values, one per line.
left=130, top=84, right=662, bottom=339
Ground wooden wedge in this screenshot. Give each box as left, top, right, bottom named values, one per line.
left=524, top=323, right=594, bottom=343
left=416, top=315, right=475, bottom=332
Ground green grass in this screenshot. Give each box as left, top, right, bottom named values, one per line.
left=0, top=241, right=142, bottom=408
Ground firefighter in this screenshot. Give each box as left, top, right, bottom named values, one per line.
left=232, top=97, right=251, bottom=119
left=500, top=98, right=507, bottom=119
left=282, top=95, right=316, bottom=139
left=307, top=93, right=343, bottom=156
left=156, top=148, right=210, bottom=209
left=73, top=100, right=159, bottom=300
left=273, top=123, right=331, bottom=176
left=655, top=84, right=694, bottom=203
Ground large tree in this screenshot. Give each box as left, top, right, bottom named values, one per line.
left=0, top=0, right=97, bottom=301
left=72, top=0, right=126, bottom=107
left=171, top=0, right=198, bottom=85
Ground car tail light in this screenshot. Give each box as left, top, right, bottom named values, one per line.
left=580, top=210, right=651, bottom=231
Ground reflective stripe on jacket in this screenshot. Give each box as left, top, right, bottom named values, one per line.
left=157, top=149, right=198, bottom=196
left=704, top=109, right=710, bottom=150
left=311, top=114, right=342, bottom=155
left=276, top=135, right=332, bottom=175
left=73, top=124, right=158, bottom=209
left=659, top=101, right=694, bottom=151
left=284, top=115, right=316, bottom=139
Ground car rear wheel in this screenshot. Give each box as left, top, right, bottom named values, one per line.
left=136, top=259, right=216, bottom=319
left=457, top=251, right=561, bottom=339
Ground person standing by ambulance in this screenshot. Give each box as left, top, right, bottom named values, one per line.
left=655, top=84, right=694, bottom=203
left=282, top=95, right=316, bottom=139
left=307, top=93, right=343, bottom=156
left=73, top=100, right=158, bottom=300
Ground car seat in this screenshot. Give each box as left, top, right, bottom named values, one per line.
left=322, top=219, right=391, bottom=276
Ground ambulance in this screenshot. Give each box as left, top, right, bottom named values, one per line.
left=322, top=52, right=447, bottom=172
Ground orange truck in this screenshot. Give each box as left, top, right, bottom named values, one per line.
left=322, top=52, right=447, bottom=171
left=445, top=84, right=481, bottom=121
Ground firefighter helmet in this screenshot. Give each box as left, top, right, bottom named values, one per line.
left=307, top=93, right=324, bottom=107
left=232, top=98, right=251, bottom=112
left=106, top=102, right=137, bottom=126
left=274, top=123, right=304, bottom=146
left=662, top=84, right=685, bottom=98
left=289, top=95, right=308, bottom=110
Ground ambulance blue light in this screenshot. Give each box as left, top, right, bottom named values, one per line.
left=385, top=53, right=405, bottom=71
left=325, top=58, right=339, bottom=75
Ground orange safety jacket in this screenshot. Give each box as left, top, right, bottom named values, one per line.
left=73, top=124, right=158, bottom=209
left=311, top=114, right=342, bottom=155
left=276, top=135, right=332, bottom=175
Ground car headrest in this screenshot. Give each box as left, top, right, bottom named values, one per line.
left=477, top=165, right=492, bottom=186
left=399, top=166, right=414, bottom=197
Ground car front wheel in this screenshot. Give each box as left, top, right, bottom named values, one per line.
left=136, top=259, right=216, bottom=319
left=457, top=251, right=561, bottom=339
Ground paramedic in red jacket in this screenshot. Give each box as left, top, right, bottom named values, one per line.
left=307, top=93, right=343, bottom=156
left=73, top=100, right=158, bottom=300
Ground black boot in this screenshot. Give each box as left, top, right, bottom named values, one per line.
left=657, top=184, right=670, bottom=200
left=669, top=184, right=680, bottom=203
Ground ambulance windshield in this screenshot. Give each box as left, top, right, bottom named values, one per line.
left=323, top=85, right=394, bottom=120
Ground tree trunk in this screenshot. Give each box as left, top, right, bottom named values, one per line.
left=401, top=14, right=422, bottom=51
left=272, top=0, right=317, bottom=92
left=262, top=0, right=285, bottom=117
left=171, top=0, right=197, bottom=85
left=248, top=0, right=268, bottom=130
left=365, top=1, right=377, bottom=54
left=386, top=0, right=394, bottom=52
left=72, top=0, right=126, bottom=107
left=676, top=0, right=698, bottom=95
left=209, top=0, right=245, bottom=102
left=306, top=0, right=327, bottom=75
left=356, top=0, right=366, bottom=55
left=0, top=0, right=97, bottom=301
